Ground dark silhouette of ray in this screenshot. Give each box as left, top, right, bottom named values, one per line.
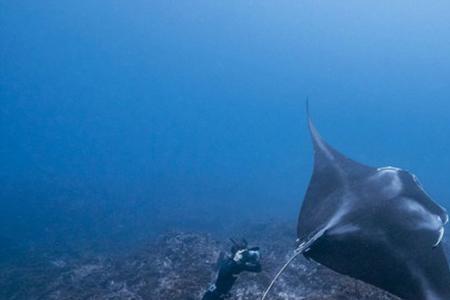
left=296, top=103, right=450, bottom=300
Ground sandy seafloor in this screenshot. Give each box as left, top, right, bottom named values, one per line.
left=0, top=221, right=417, bottom=299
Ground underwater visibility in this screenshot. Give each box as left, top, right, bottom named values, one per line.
left=2, top=1, right=450, bottom=299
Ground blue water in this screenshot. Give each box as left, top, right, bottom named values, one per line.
left=2, top=1, right=450, bottom=253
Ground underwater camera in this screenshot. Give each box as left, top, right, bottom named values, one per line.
left=244, top=247, right=261, bottom=264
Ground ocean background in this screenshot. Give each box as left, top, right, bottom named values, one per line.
left=1, top=1, right=450, bottom=298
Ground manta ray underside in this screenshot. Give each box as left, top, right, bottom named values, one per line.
left=297, top=109, right=450, bottom=300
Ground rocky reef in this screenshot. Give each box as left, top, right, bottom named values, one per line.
left=1, top=222, right=402, bottom=299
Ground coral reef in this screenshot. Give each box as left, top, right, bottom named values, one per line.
left=0, top=222, right=403, bottom=299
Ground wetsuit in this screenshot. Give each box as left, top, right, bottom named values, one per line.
left=202, top=255, right=261, bottom=300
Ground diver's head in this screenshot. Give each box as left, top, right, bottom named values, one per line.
left=232, top=246, right=261, bottom=263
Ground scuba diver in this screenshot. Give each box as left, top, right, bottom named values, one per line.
left=202, top=238, right=262, bottom=300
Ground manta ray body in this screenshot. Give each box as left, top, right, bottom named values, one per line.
left=297, top=109, right=450, bottom=299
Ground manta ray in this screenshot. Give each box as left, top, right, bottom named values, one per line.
left=297, top=107, right=450, bottom=300
left=262, top=106, right=450, bottom=300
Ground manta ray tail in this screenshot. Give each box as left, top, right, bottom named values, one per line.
left=260, top=249, right=303, bottom=300
left=261, top=228, right=325, bottom=300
